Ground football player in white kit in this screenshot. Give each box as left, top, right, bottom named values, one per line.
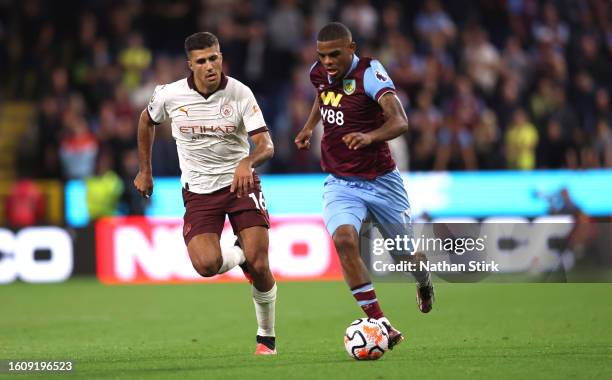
left=134, top=32, right=277, bottom=355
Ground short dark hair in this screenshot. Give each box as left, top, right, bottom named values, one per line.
left=184, top=32, right=219, bottom=56
left=317, top=22, right=352, bottom=42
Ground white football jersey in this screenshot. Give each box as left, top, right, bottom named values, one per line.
left=147, top=74, right=267, bottom=194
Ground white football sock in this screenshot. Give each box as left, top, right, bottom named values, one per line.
left=217, top=245, right=246, bottom=274
left=252, top=283, right=277, bottom=337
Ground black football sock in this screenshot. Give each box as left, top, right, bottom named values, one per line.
left=256, top=335, right=276, bottom=350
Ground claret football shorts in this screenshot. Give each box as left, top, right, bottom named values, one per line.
left=181, top=173, right=270, bottom=245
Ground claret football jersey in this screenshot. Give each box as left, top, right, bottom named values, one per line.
left=147, top=73, right=268, bottom=194
left=310, top=55, right=397, bottom=179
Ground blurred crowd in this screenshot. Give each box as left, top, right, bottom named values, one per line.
left=2, top=0, right=611, bottom=189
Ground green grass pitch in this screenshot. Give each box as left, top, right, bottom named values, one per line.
left=1, top=279, right=611, bottom=379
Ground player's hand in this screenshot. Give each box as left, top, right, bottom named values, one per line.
left=342, top=132, right=373, bottom=150
left=294, top=128, right=313, bottom=150
left=231, top=158, right=254, bottom=198
left=134, top=170, right=154, bottom=199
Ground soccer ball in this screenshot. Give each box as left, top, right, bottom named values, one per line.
left=344, top=318, right=389, bottom=360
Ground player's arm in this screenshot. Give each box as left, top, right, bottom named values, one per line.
left=231, top=131, right=274, bottom=198
left=343, top=93, right=408, bottom=150
left=294, top=94, right=321, bottom=150
left=133, top=109, right=157, bottom=198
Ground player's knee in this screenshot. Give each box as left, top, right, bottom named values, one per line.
left=192, top=256, right=222, bottom=277
left=333, top=229, right=359, bottom=257
left=248, top=254, right=270, bottom=277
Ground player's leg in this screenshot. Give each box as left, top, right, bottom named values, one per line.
left=185, top=233, right=246, bottom=277
left=333, top=225, right=371, bottom=288
left=186, top=233, right=223, bottom=277
left=227, top=174, right=276, bottom=355
left=217, top=243, right=246, bottom=275
left=182, top=188, right=246, bottom=276
left=235, top=225, right=276, bottom=355
left=186, top=230, right=247, bottom=276
left=366, top=169, right=434, bottom=313
left=323, top=176, right=389, bottom=323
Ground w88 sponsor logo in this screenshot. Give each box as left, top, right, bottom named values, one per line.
left=320, top=108, right=344, bottom=126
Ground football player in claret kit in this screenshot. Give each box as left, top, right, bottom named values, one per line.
left=294, top=22, right=435, bottom=350
left=133, top=32, right=277, bottom=355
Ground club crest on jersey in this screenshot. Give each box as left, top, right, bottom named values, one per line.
left=343, top=79, right=356, bottom=95
left=375, top=70, right=388, bottom=83
left=220, top=104, right=234, bottom=118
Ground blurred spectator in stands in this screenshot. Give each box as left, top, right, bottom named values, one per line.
left=506, top=0, right=538, bottom=43
left=287, top=60, right=320, bottom=172
left=410, top=129, right=437, bottom=172
left=435, top=77, right=480, bottom=170
left=151, top=123, right=181, bottom=177
left=89, top=39, right=121, bottom=109
left=382, top=33, right=425, bottom=95
left=495, top=78, right=522, bottom=131
left=73, top=12, right=101, bottom=110
left=93, top=101, right=117, bottom=141
left=537, top=119, right=569, bottom=169
left=47, top=67, right=71, bottom=114
left=549, top=86, right=580, bottom=151
left=85, top=149, right=123, bottom=220
left=36, top=95, right=62, bottom=178
left=267, top=0, right=303, bottom=60
left=448, top=76, right=482, bottom=132
left=578, top=144, right=600, bottom=169
left=0, top=14, right=6, bottom=90
left=130, top=55, right=176, bottom=110
left=112, top=84, right=135, bottom=121
left=505, top=108, right=538, bottom=170
left=340, top=0, right=378, bottom=45
left=266, top=0, right=303, bottom=144
left=108, top=3, right=134, bottom=53
left=409, top=90, right=442, bottom=171
left=573, top=4, right=599, bottom=39
left=593, top=120, right=612, bottom=168
left=426, top=30, right=456, bottom=91
left=500, top=36, right=530, bottom=92
left=474, top=110, right=503, bottom=170
left=462, top=26, right=501, bottom=98
left=571, top=34, right=609, bottom=85
left=216, top=12, right=243, bottom=71
left=388, top=132, right=409, bottom=172
left=59, top=114, right=98, bottom=180
left=118, top=33, right=152, bottom=91
left=530, top=77, right=556, bottom=128
left=103, top=117, right=137, bottom=178
left=243, top=20, right=268, bottom=91
left=606, top=23, right=612, bottom=56
left=532, top=2, right=569, bottom=52
left=118, top=149, right=146, bottom=216
left=380, top=2, right=409, bottom=37
left=532, top=36, right=567, bottom=83
left=571, top=71, right=596, bottom=133
left=4, top=178, right=46, bottom=228
left=594, top=89, right=612, bottom=129
left=415, top=0, right=456, bottom=48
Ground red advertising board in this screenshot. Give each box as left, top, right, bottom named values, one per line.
left=96, top=216, right=343, bottom=284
